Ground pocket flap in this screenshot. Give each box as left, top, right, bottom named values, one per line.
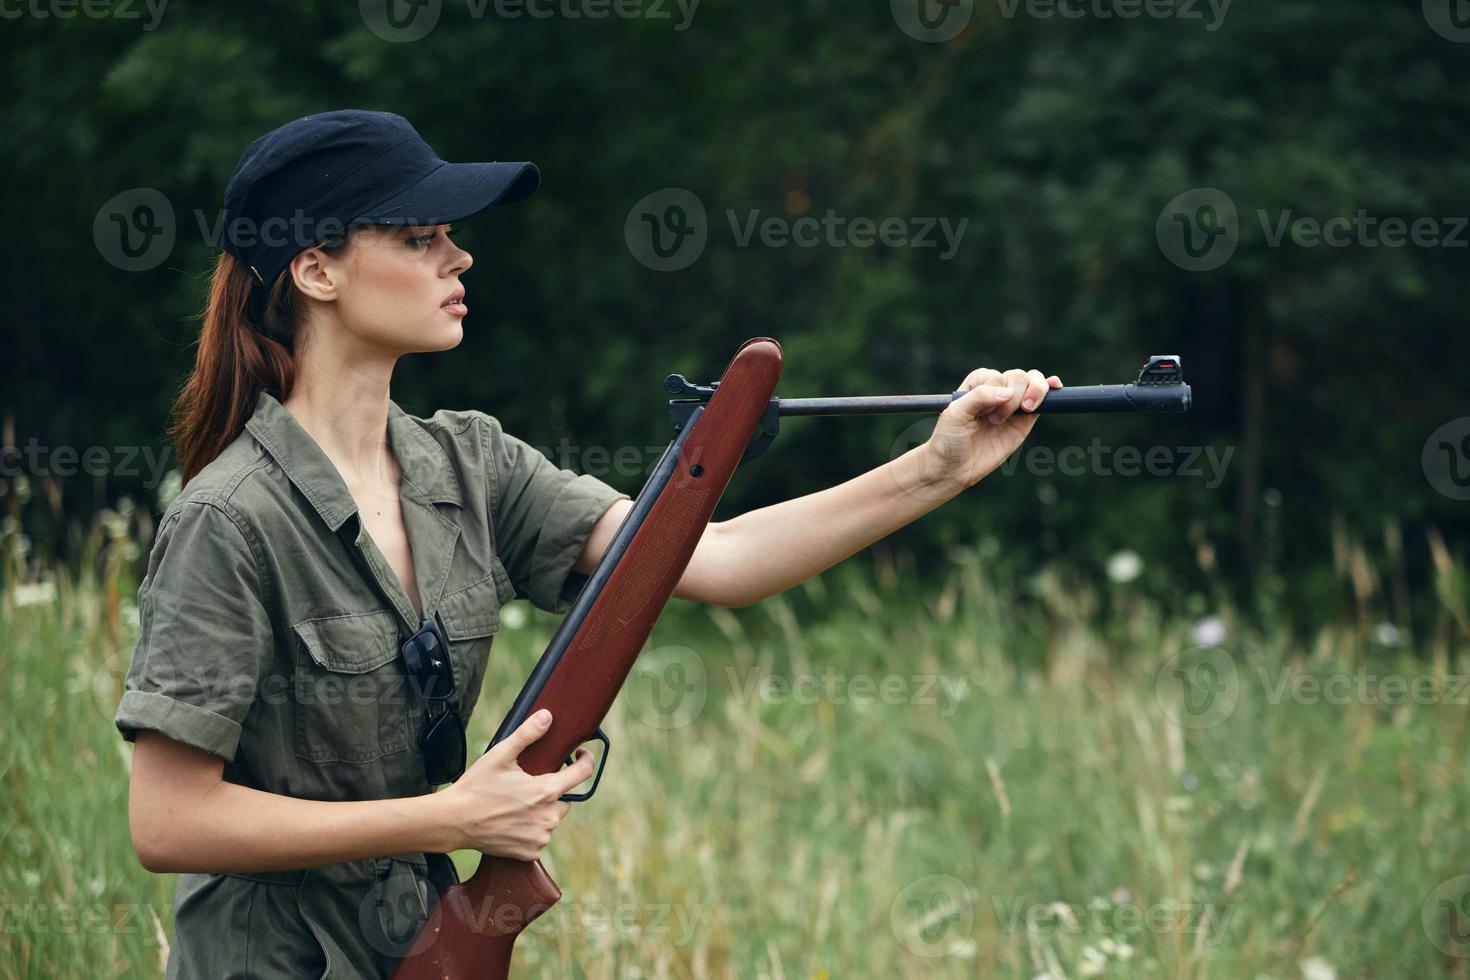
left=438, top=558, right=516, bottom=641
left=292, top=609, right=400, bottom=673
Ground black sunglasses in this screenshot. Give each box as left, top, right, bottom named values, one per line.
left=400, top=616, right=466, bottom=786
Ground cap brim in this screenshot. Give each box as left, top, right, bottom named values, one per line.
left=358, top=160, right=540, bottom=226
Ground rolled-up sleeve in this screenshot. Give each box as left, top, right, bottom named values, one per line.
left=481, top=415, right=630, bottom=615
left=115, top=499, right=275, bottom=761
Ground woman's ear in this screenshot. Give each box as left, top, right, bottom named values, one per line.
left=289, top=247, right=338, bottom=302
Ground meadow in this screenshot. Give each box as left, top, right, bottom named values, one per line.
left=2, top=500, right=1468, bottom=979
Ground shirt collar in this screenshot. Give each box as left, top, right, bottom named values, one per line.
left=244, top=389, right=464, bottom=533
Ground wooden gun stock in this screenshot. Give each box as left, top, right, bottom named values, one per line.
left=392, top=337, right=783, bottom=979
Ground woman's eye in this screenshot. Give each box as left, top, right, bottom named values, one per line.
left=408, top=233, right=435, bottom=248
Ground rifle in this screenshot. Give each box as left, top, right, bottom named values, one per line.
left=391, top=342, right=1190, bottom=978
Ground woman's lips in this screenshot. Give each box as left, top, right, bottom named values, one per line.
left=442, top=299, right=467, bottom=317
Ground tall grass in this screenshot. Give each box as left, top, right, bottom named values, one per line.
left=1, top=496, right=1467, bottom=978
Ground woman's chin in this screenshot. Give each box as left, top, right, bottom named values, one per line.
left=419, top=319, right=465, bottom=352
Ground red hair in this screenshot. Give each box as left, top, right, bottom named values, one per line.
left=168, top=241, right=345, bottom=484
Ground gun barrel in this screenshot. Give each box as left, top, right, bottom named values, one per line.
left=776, top=381, right=1191, bottom=417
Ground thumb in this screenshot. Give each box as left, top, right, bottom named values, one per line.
left=950, top=384, right=1012, bottom=421
left=489, top=708, right=553, bottom=764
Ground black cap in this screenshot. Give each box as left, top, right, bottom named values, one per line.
left=221, top=109, right=539, bottom=287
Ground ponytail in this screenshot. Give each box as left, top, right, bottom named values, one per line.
left=169, top=239, right=346, bottom=485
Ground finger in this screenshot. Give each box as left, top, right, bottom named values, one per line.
left=539, top=747, right=598, bottom=798
left=988, top=369, right=1030, bottom=424
left=1047, top=375, right=1063, bottom=388
left=489, top=708, right=553, bottom=763
left=1019, top=369, right=1050, bottom=412
left=956, top=367, right=1004, bottom=392
left=951, top=383, right=1014, bottom=421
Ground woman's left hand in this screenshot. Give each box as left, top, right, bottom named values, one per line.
left=918, top=367, right=1063, bottom=494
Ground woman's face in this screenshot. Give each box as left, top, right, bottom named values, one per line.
left=300, top=223, right=474, bottom=355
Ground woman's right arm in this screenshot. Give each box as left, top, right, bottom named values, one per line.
left=128, top=707, right=596, bottom=873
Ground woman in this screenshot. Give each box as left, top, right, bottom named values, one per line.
left=115, top=109, right=1060, bottom=978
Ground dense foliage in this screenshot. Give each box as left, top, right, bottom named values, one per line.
left=3, top=0, right=1466, bottom=623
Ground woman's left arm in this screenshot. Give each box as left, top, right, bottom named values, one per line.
left=576, top=366, right=1061, bottom=608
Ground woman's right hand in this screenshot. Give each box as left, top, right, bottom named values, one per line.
left=440, top=708, right=597, bottom=862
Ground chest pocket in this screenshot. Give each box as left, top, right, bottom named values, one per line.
left=436, top=557, right=516, bottom=721
left=291, top=609, right=413, bottom=765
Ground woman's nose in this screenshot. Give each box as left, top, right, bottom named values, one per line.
left=448, top=243, right=473, bottom=275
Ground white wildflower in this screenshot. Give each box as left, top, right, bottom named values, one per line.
left=14, top=581, right=57, bottom=607
left=157, top=470, right=183, bottom=513
left=501, top=603, right=527, bottom=630
left=1192, top=614, right=1227, bottom=648
left=1301, top=956, right=1337, bottom=980
left=1106, top=549, right=1143, bottom=583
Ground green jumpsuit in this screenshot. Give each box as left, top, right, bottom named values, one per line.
left=114, top=389, right=629, bottom=978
